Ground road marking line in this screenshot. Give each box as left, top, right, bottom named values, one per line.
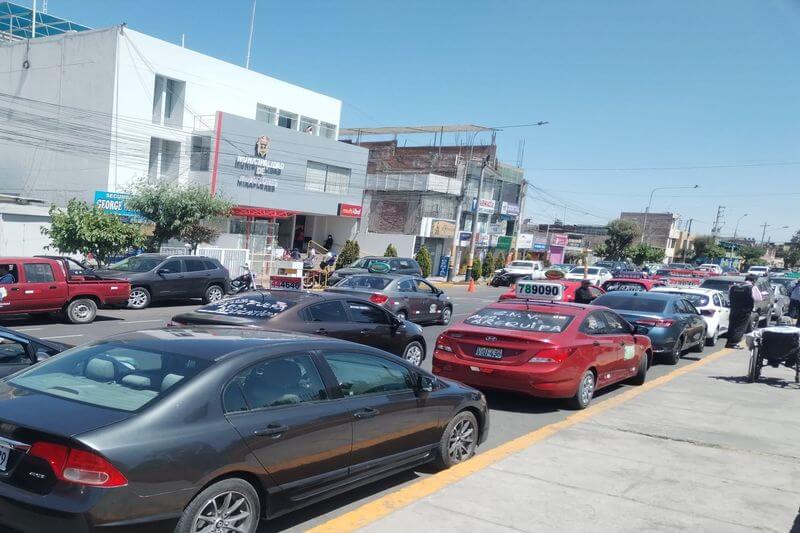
left=308, top=348, right=734, bottom=532
left=14, top=327, right=43, bottom=332
left=122, top=319, right=168, bottom=324
left=42, top=334, right=84, bottom=340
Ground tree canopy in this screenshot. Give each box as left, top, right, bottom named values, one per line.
left=691, top=235, right=726, bottom=261
left=596, top=219, right=640, bottom=260
left=628, top=243, right=665, bottom=265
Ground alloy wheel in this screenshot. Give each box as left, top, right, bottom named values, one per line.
left=207, top=286, right=224, bottom=302
left=128, top=289, right=148, bottom=308
left=71, top=302, right=92, bottom=321
left=404, top=343, right=423, bottom=366
left=441, top=307, right=452, bottom=324
left=447, top=418, right=475, bottom=463
left=396, top=311, right=407, bottom=321
left=579, top=372, right=595, bottom=406
left=191, top=490, right=253, bottom=533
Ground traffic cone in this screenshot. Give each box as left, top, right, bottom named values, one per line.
left=468, top=278, right=476, bottom=292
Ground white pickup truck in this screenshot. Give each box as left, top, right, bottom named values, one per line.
left=490, top=260, right=546, bottom=286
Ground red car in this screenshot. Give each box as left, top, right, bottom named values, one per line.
left=499, top=279, right=604, bottom=302
left=433, top=300, right=652, bottom=409
left=601, top=278, right=666, bottom=292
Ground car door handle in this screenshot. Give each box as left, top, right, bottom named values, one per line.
left=10, top=287, right=18, bottom=291
left=592, top=341, right=601, bottom=346
left=49, top=286, right=57, bottom=289
left=360, top=329, right=369, bottom=334
left=254, top=424, right=289, bottom=437
left=354, top=408, right=379, bottom=419
left=315, top=328, right=327, bottom=335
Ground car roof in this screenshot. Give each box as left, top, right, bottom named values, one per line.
left=704, top=275, right=746, bottom=282
left=651, top=286, right=720, bottom=296
left=344, top=273, right=417, bottom=280
left=487, top=299, right=593, bottom=314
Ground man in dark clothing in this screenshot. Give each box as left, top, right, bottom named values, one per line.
left=574, top=279, right=595, bottom=304
left=324, top=234, right=334, bottom=251
left=726, top=274, right=763, bottom=349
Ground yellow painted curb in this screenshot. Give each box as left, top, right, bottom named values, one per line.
left=308, top=348, right=734, bottom=532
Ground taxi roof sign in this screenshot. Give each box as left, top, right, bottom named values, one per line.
left=515, top=280, right=564, bottom=301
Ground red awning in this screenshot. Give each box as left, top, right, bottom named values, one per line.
left=231, top=206, right=297, bottom=219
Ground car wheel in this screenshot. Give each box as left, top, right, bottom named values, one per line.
left=203, top=284, right=225, bottom=304
left=667, top=336, right=683, bottom=365
left=175, top=478, right=260, bottom=533
left=569, top=369, right=596, bottom=410
left=432, top=410, right=478, bottom=469
left=65, top=298, right=97, bottom=324
left=127, top=287, right=151, bottom=310
left=439, top=306, right=452, bottom=325
left=396, top=310, right=408, bottom=322
left=628, top=351, right=648, bottom=386
left=706, top=327, right=719, bottom=347
left=690, top=329, right=705, bottom=353
left=402, top=341, right=424, bottom=366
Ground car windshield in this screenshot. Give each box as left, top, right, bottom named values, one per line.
left=700, top=279, right=736, bottom=292
left=108, top=256, right=162, bottom=272
left=509, top=261, right=531, bottom=267
left=336, top=276, right=392, bottom=290
left=571, top=267, right=599, bottom=275
left=604, top=281, right=646, bottom=292
left=196, top=296, right=296, bottom=319
left=465, top=308, right=575, bottom=333
left=349, top=258, right=389, bottom=269
left=8, top=343, right=212, bottom=412
left=771, top=278, right=796, bottom=290
left=593, top=294, right=667, bottom=313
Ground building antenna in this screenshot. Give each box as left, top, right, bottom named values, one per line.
left=245, top=0, right=257, bottom=69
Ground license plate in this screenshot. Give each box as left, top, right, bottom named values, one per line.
left=0, top=444, right=10, bottom=471
left=475, top=346, right=503, bottom=359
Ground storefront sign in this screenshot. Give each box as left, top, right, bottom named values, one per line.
left=269, top=275, right=302, bottom=290
left=458, top=231, right=472, bottom=246
left=438, top=255, right=450, bottom=277
left=533, top=243, right=548, bottom=251
left=94, top=191, right=144, bottom=221
left=489, top=222, right=505, bottom=235
left=477, top=233, right=490, bottom=247
left=338, top=203, right=363, bottom=218
left=234, top=136, right=286, bottom=193
left=551, top=233, right=569, bottom=247
left=471, top=197, right=496, bottom=214
left=517, top=233, right=534, bottom=249
left=420, top=217, right=456, bottom=238
left=496, top=236, right=512, bottom=251
left=500, top=202, right=520, bottom=217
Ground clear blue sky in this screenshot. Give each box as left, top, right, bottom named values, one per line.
left=51, top=0, right=800, bottom=242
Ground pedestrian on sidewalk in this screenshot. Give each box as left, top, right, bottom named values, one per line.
left=726, top=274, right=763, bottom=349
left=789, top=280, right=800, bottom=319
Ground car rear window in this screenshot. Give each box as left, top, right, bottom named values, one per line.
left=656, top=292, right=709, bottom=307
left=337, top=276, right=392, bottom=290
left=464, top=308, right=575, bottom=333
left=8, top=343, right=212, bottom=412
left=603, top=281, right=646, bottom=292
left=700, top=279, right=736, bottom=292
left=196, top=296, right=295, bottom=319
left=593, top=294, right=667, bottom=313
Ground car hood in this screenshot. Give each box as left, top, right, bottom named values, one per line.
left=0, top=382, right=134, bottom=437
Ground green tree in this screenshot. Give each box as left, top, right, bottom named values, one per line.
left=629, top=243, right=666, bottom=265
left=691, top=235, right=725, bottom=261
left=739, top=245, right=767, bottom=269
left=482, top=253, right=494, bottom=279
left=126, top=182, right=231, bottom=252
left=784, top=249, right=800, bottom=268
left=598, top=219, right=640, bottom=260
left=471, top=258, right=482, bottom=281
left=384, top=244, right=398, bottom=257
left=495, top=250, right=506, bottom=269
left=335, top=240, right=360, bottom=269
left=416, top=245, right=432, bottom=277
left=42, top=199, right=143, bottom=267
left=180, top=223, right=220, bottom=253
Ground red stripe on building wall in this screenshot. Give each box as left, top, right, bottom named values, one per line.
left=210, top=111, right=224, bottom=195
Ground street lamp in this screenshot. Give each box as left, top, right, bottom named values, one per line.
left=640, top=185, right=699, bottom=243
left=760, top=224, right=789, bottom=246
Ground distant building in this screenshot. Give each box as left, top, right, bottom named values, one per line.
left=620, top=212, right=688, bottom=263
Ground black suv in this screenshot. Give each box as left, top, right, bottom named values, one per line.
left=329, top=256, right=422, bottom=285
left=97, top=254, right=230, bottom=309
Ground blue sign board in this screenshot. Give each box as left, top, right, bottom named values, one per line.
left=94, top=191, right=144, bottom=221
left=533, top=243, right=547, bottom=251
left=438, top=255, right=450, bottom=277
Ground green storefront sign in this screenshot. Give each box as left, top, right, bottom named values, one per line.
left=496, top=236, right=513, bottom=251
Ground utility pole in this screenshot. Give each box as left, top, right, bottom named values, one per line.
left=31, top=0, right=36, bottom=38
left=711, top=205, right=726, bottom=239
left=245, top=0, right=257, bottom=69
left=464, top=162, right=487, bottom=282
left=514, top=179, right=528, bottom=260
left=681, top=218, right=694, bottom=262
left=760, top=222, right=769, bottom=246
left=447, top=143, right=477, bottom=282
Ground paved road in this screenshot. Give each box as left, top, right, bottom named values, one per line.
left=0, top=285, right=728, bottom=531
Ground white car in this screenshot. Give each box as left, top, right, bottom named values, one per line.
left=564, top=266, right=613, bottom=285
left=651, top=286, right=730, bottom=346
left=747, top=265, right=770, bottom=277
left=698, top=263, right=723, bottom=275
left=495, top=260, right=546, bottom=280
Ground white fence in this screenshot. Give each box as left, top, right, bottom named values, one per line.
left=160, top=246, right=251, bottom=276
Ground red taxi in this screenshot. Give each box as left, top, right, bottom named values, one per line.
left=499, top=279, right=604, bottom=302
left=601, top=278, right=666, bottom=292
left=434, top=280, right=652, bottom=409
left=652, top=268, right=707, bottom=287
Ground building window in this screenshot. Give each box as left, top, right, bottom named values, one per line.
left=190, top=136, right=211, bottom=171
left=152, top=75, right=185, bottom=127
left=256, top=104, right=276, bottom=124
left=148, top=137, right=181, bottom=181
left=278, top=110, right=298, bottom=130
left=319, top=121, right=336, bottom=139
left=305, top=161, right=351, bottom=194
left=300, top=116, right=318, bottom=135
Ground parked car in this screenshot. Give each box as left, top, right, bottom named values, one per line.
left=96, top=254, right=230, bottom=310
left=0, top=326, right=70, bottom=377
left=326, top=274, right=453, bottom=325
left=550, top=263, right=574, bottom=273
left=769, top=276, right=799, bottom=292
left=593, top=260, right=634, bottom=275
left=0, top=256, right=131, bottom=324
left=699, top=275, right=774, bottom=325
left=564, top=266, right=613, bottom=285
left=170, top=290, right=429, bottom=365
left=651, top=287, right=730, bottom=345
left=499, top=278, right=604, bottom=302
left=697, top=263, right=724, bottom=275
left=771, top=283, right=790, bottom=318
left=591, top=291, right=706, bottom=364
left=433, top=298, right=652, bottom=409
left=0, top=328, right=488, bottom=532
left=668, top=262, right=694, bottom=270
left=328, top=257, right=422, bottom=286
left=601, top=278, right=665, bottom=293
left=746, top=265, right=770, bottom=277
left=490, top=260, right=546, bottom=286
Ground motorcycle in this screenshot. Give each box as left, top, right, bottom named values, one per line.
left=229, top=265, right=257, bottom=294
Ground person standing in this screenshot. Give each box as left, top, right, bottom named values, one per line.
left=726, top=274, right=763, bottom=349
left=789, top=280, right=800, bottom=320
left=0, top=265, right=14, bottom=284
left=324, top=234, right=334, bottom=251
left=574, top=279, right=596, bottom=304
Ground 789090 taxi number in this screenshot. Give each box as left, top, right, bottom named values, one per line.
left=515, top=281, right=564, bottom=301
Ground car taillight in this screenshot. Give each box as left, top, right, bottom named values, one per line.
left=529, top=347, right=572, bottom=364
left=369, top=293, right=389, bottom=305
left=435, top=334, right=454, bottom=352
left=635, top=319, right=675, bottom=327
left=30, top=442, right=127, bottom=488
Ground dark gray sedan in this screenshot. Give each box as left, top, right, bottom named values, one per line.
left=326, top=274, right=453, bottom=325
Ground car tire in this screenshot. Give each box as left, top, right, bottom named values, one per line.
left=203, top=284, right=225, bottom=304
left=439, top=306, right=453, bottom=325
left=175, top=478, right=260, bottom=533
left=65, top=298, right=97, bottom=324
left=396, top=310, right=408, bottom=322
left=628, top=351, right=649, bottom=386
left=127, top=287, right=151, bottom=310
left=706, top=327, right=719, bottom=347
left=569, top=369, right=596, bottom=410
left=402, top=341, right=425, bottom=366
left=690, top=329, right=705, bottom=353
left=667, top=336, right=683, bottom=365
left=432, top=410, right=478, bottom=470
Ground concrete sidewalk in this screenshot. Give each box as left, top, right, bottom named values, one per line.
left=360, top=350, right=800, bottom=532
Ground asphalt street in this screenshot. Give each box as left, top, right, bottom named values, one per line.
left=0, top=285, right=729, bottom=532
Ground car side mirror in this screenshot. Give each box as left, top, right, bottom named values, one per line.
left=34, top=349, right=51, bottom=362
left=418, top=374, right=435, bottom=393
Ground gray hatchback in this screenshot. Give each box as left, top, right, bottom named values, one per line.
left=326, top=274, right=453, bottom=325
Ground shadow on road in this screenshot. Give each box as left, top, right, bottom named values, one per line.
left=709, top=375, right=800, bottom=390
left=0, top=313, right=124, bottom=327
